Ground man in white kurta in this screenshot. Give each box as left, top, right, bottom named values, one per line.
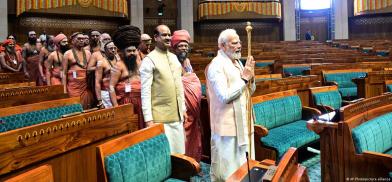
left=206, top=29, right=256, bottom=182
left=140, top=25, right=186, bottom=154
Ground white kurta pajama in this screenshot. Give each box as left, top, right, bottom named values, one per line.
left=206, top=50, right=256, bottom=182
left=140, top=48, right=186, bottom=154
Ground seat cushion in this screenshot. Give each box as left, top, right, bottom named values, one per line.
left=104, top=134, right=172, bottom=182
left=352, top=112, right=392, bottom=154
left=385, top=148, right=392, bottom=155
left=254, top=95, right=302, bottom=129
left=260, top=120, right=319, bottom=158
left=313, top=91, right=342, bottom=109
left=324, top=72, right=367, bottom=97
left=338, top=87, right=357, bottom=98
left=0, top=104, right=83, bottom=132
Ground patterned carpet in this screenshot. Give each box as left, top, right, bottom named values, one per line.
left=190, top=156, right=321, bottom=182
left=301, top=155, right=321, bottom=182
left=191, top=162, right=211, bottom=182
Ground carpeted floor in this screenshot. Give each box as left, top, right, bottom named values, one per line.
left=301, top=155, right=321, bottom=182
left=191, top=162, right=211, bottom=182
left=191, top=156, right=321, bottom=182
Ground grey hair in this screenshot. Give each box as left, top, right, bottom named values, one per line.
left=217, top=29, right=238, bottom=48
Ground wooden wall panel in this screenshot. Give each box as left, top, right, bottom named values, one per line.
left=300, top=10, right=329, bottom=41
left=8, top=15, right=126, bottom=45
left=349, top=14, right=392, bottom=40
left=143, top=0, right=177, bottom=36
left=194, top=20, right=282, bottom=43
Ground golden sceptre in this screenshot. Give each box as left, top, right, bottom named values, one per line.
left=245, top=21, right=254, bottom=158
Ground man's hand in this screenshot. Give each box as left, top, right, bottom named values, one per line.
left=146, top=121, right=155, bottom=127
left=242, top=56, right=255, bottom=81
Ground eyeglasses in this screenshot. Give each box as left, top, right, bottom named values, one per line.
left=106, top=47, right=118, bottom=51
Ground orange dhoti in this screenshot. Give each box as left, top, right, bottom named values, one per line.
left=182, top=73, right=202, bottom=162
left=67, top=69, right=94, bottom=109
left=115, top=79, right=144, bottom=129
left=26, top=55, right=43, bottom=86
left=50, top=67, right=62, bottom=85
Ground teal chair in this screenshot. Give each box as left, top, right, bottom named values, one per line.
left=282, top=64, right=311, bottom=76
left=97, top=124, right=200, bottom=182
left=322, top=69, right=370, bottom=98
left=252, top=90, right=321, bottom=161
left=0, top=98, right=83, bottom=133
left=310, top=86, right=342, bottom=113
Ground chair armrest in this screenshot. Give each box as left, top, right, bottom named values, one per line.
left=342, top=98, right=364, bottom=105
left=316, top=105, right=335, bottom=113
left=306, top=118, right=338, bottom=134
left=363, top=151, right=392, bottom=169
left=302, top=106, right=321, bottom=120
left=325, top=81, right=338, bottom=86
left=82, top=108, right=99, bottom=113
left=171, top=154, right=201, bottom=180
left=254, top=124, right=269, bottom=137
left=61, top=112, right=82, bottom=118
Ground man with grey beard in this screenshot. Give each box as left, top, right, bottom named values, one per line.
left=206, top=28, right=255, bottom=181
left=171, top=29, right=202, bottom=162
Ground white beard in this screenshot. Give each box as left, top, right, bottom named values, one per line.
left=226, top=50, right=241, bottom=60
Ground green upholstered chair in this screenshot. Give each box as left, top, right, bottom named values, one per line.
left=0, top=97, right=82, bottom=132
left=310, top=86, right=342, bottom=113
left=255, top=60, right=275, bottom=68
left=352, top=112, right=392, bottom=155
left=282, top=64, right=311, bottom=77
left=252, top=90, right=321, bottom=161
left=322, top=69, right=371, bottom=98
left=97, top=124, right=200, bottom=182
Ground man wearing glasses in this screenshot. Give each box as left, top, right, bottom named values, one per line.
left=140, top=24, right=186, bottom=154
left=62, top=32, right=94, bottom=109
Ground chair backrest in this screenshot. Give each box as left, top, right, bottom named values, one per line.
left=282, top=64, right=311, bottom=76
left=4, top=165, right=53, bottom=182
left=97, top=124, right=172, bottom=182
left=310, top=86, right=342, bottom=109
left=252, top=90, right=302, bottom=129
left=351, top=112, right=392, bottom=154
left=0, top=98, right=82, bottom=132
left=322, top=69, right=371, bottom=97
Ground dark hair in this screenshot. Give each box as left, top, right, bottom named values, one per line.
left=7, top=34, right=16, bottom=41
left=89, top=29, right=101, bottom=36
left=112, top=25, right=141, bottom=50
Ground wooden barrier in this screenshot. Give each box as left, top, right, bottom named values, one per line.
left=0, top=85, right=68, bottom=108
left=307, top=94, right=392, bottom=181
left=353, top=71, right=392, bottom=98
left=0, top=104, right=138, bottom=182
left=0, top=73, right=26, bottom=84
left=0, top=82, right=35, bottom=90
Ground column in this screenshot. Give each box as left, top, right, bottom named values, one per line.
left=283, top=0, right=296, bottom=41
left=130, top=0, right=144, bottom=33
left=334, top=0, right=349, bottom=39
left=177, top=0, right=194, bottom=42
left=0, top=0, right=8, bottom=40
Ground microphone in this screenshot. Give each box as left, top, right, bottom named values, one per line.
left=246, top=152, right=252, bottom=182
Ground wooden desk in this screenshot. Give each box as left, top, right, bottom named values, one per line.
left=227, top=148, right=309, bottom=182
left=353, top=71, right=392, bottom=98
